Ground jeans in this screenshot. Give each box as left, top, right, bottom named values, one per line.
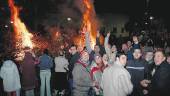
left=25, top=89, right=34, bottom=96
left=40, top=70, right=51, bottom=96
left=16, top=89, right=20, bottom=96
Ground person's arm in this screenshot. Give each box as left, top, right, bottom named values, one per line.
left=64, top=59, right=69, bottom=71
left=144, top=61, right=150, bottom=79
left=49, top=56, right=53, bottom=68
left=104, top=32, right=111, bottom=56
left=96, top=30, right=100, bottom=46
left=118, top=73, right=133, bottom=94
left=96, top=31, right=106, bottom=55
left=0, top=67, right=4, bottom=79
left=85, top=31, right=92, bottom=54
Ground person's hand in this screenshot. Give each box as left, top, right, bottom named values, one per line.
left=140, top=80, right=150, bottom=87
left=93, top=81, right=99, bottom=88
left=143, top=89, right=148, bottom=95
left=82, top=27, right=87, bottom=33
left=97, top=30, right=100, bottom=37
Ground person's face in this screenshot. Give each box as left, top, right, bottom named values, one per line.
left=119, top=55, right=127, bottom=66
left=95, top=55, right=102, bottom=64
left=127, top=41, right=132, bottom=47
left=145, top=52, right=154, bottom=61
left=154, top=51, right=165, bottom=65
left=94, top=45, right=100, bottom=53
left=95, top=55, right=103, bottom=67
left=167, top=56, right=170, bottom=64
left=102, top=54, right=108, bottom=65
left=81, top=51, right=89, bottom=62
left=70, top=46, right=77, bottom=55
left=122, top=44, right=128, bottom=51
left=111, top=45, right=117, bottom=52
left=77, top=46, right=83, bottom=52
left=133, top=49, right=142, bottom=59
left=133, top=36, right=138, bottom=42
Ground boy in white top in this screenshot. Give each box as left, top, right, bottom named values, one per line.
left=101, top=52, right=133, bottom=96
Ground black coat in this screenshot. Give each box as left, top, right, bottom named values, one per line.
left=149, top=61, right=170, bottom=96
left=126, top=59, right=149, bottom=96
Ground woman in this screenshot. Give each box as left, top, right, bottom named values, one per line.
left=0, top=57, right=21, bottom=96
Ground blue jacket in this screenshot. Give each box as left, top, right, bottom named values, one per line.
left=39, top=54, right=53, bottom=70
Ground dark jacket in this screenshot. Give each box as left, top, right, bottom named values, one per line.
left=21, top=52, right=36, bottom=90
left=126, top=59, right=149, bottom=96
left=148, top=61, right=170, bottom=96
left=68, top=52, right=80, bottom=78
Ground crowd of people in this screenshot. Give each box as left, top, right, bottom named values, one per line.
left=0, top=30, right=170, bottom=96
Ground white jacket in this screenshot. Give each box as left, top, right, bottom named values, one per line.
left=0, top=60, right=21, bottom=92
left=101, top=61, right=133, bottom=96
left=54, top=56, right=69, bottom=72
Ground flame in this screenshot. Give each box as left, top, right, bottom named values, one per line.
left=8, top=0, right=34, bottom=49
left=81, top=0, right=98, bottom=49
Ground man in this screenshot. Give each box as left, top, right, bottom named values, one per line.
left=144, top=50, right=155, bottom=79
left=127, top=40, right=133, bottom=60
left=39, top=49, right=53, bottom=96
left=68, top=45, right=80, bottom=74
left=68, top=45, right=80, bottom=94
left=126, top=48, right=149, bottom=96
left=104, top=32, right=117, bottom=64
left=141, top=50, right=170, bottom=96
left=72, top=51, right=93, bottom=96
left=21, top=47, right=36, bottom=96
left=85, top=29, right=105, bottom=63
left=101, top=52, right=133, bottom=96
left=90, top=55, right=104, bottom=95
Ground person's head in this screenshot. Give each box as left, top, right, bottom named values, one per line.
left=77, top=45, right=83, bottom=53
left=145, top=51, right=154, bottom=62
left=116, top=52, right=127, bottom=66
left=69, top=45, right=77, bottom=55
left=111, top=45, right=117, bottom=52
left=43, top=49, right=49, bottom=55
left=59, top=50, right=64, bottom=56
left=102, top=54, right=109, bottom=66
left=133, top=35, right=138, bottom=43
left=154, top=50, right=166, bottom=65
left=133, top=48, right=142, bottom=59
left=127, top=40, right=132, bottom=48
left=80, top=51, right=89, bottom=62
left=94, top=55, right=103, bottom=67
left=121, top=43, right=128, bottom=52
left=94, top=45, right=100, bottom=53
left=24, top=46, right=31, bottom=52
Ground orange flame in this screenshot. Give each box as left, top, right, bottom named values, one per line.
left=81, top=0, right=98, bottom=49
left=8, top=0, right=34, bottom=49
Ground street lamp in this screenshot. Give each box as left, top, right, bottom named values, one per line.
left=149, top=16, right=154, bottom=20
left=67, top=17, right=71, bottom=21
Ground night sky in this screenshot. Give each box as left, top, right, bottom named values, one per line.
left=94, top=0, right=169, bottom=28
left=0, top=0, right=169, bottom=29
left=0, top=0, right=169, bottom=52
left=94, top=0, right=169, bottom=17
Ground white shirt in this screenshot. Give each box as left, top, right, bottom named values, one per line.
left=54, top=56, right=69, bottom=72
